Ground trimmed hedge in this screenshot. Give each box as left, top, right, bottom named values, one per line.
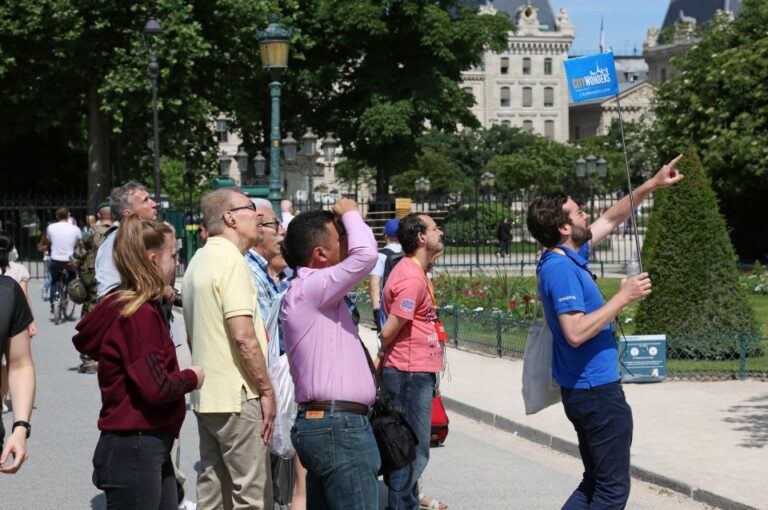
left=635, top=149, right=760, bottom=359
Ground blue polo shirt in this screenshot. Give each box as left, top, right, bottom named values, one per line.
left=537, top=243, right=618, bottom=389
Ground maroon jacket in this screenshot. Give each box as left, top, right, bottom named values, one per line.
left=73, top=294, right=197, bottom=437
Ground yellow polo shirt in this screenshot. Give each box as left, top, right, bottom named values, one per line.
left=182, top=236, right=268, bottom=413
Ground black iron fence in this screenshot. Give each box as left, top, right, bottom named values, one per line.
left=0, top=196, right=89, bottom=279
left=293, top=193, right=651, bottom=275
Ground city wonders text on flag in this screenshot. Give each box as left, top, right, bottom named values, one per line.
left=564, top=52, right=619, bottom=103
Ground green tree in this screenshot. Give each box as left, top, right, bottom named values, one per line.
left=634, top=149, right=758, bottom=358
left=287, top=1, right=513, bottom=199
left=0, top=0, right=273, bottom=202
left=653, top=0, right=768, bottom=196
left=390, top=147, right=472, bottom=197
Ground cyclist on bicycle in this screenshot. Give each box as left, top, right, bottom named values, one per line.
left=38, top=207, right=81, bottom=315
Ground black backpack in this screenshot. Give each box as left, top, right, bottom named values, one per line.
left=378, top=247, right=405, bottom=328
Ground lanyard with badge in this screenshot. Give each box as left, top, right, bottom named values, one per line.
left=409, top=257, right=448, bottom=342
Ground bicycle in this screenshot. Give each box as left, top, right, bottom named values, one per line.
left=50, top=261, right=77, bottom=325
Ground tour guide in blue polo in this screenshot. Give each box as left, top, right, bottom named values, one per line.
left=526, top=154, right=683, bottom=509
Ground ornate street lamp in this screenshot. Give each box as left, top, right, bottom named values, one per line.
left=258, top=14, right=292, bottom=216
left=253, top=151, right=266, bottom=177
left=144, top=15, right=163, bottom=204
left=235, top=147, right=249, bottom=179
left=575, top=154, right=607, bottom=222
left=218, top=153, right=232, bottom=177
left=480, top=171, right=496, bottom=198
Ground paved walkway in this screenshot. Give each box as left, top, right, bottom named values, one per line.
left=358, top=326, right=768, bottom=510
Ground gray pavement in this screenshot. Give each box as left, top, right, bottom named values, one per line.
left=370, top=324, right=768, bottom=510
left=2, top=279, right=763, bottom=509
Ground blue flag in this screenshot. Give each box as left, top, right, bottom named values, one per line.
left=564, top=52, right=618, bottom=103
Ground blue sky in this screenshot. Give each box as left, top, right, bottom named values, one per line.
left=550, top=0, right=671, bottom=55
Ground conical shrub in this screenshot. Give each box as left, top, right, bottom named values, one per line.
left=634, top=149, right=759, bottom=359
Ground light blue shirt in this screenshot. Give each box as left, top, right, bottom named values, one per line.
left=95, top=231, right=120, bottom=299
left=246, top=250, right=289, bottom=322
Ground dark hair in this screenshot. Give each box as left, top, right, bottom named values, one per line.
left=398, top=213, right=427, bottom=256
left=282, top=210, right=336, bottom=270
left=0, top=232, right=12, bottom=275
left=526, top=192, right=569, bottom=248
left=56, top=207, right=69, bottom=221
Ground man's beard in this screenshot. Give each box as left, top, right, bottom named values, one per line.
left=571, top=223, right=593, bottom=248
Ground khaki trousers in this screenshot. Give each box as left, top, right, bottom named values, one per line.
left=195, top=390, right=272, bottom=510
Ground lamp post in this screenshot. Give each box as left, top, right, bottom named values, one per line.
left=283, top=128, right=338, bottom=203
left=575, top=154, right=607, bottom=222
left=480, top=171, right=496, bottom=200
left=258, top=14, right=292, bottom=217
left=414, top=176, right=431, bottom=202
left=144, top=15, right=163, bottom=204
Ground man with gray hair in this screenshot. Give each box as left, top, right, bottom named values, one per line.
left=183, top=188, right=275, bottom=509
left=95, top=181, right=158, bottom=299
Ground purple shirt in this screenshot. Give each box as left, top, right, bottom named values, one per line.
left=281, top=211, right=378, bottom=405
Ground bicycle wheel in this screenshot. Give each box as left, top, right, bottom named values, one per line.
left=65, top=297, right=77, bottom=321
left=54, top=283, right=64, bottom=325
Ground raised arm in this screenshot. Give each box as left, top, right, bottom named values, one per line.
left=589, top=154, right=684, bottom=245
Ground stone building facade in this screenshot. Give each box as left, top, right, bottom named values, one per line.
left=461, top=1, right=574, bottom=142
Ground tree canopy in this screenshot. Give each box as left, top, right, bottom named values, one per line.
left=653, top=0, right=768, bottom=196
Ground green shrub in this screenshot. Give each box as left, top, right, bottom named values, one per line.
left=635, top=149, right=760, bottom=359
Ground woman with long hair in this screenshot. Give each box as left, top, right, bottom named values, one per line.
left=0, top=232, right=35, bottom=414
left=73, top=216, right=204, bottom=509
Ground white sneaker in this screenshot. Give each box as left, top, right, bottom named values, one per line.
left=179, top=501, right=196, bottom=510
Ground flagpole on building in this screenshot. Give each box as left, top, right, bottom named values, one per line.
left=614, top=92, right=643, bottom=272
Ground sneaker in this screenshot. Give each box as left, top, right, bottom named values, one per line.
left=179, top=501, right=197, bottom=510
left=80, top=360, right=98, bottom=374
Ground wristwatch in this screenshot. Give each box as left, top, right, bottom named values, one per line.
left=12, top=420, right=31, bottom=438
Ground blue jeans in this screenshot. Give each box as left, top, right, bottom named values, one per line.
left=382, top=368, right=437, bottom=510
left=291, top=409, right=380, bottom=510
left=92, top=431, right=177, bottom=510
left=560, top=381, right=634, bottom=510
left=49, top=259, right=75, bottom=312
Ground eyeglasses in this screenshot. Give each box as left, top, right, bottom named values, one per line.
left=229, top=202, right=257, bottom=214
left=259, top=220, right=281, bottom=232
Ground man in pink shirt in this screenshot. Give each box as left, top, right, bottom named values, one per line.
left=280, top=198, right=379, bottom=509
left=379, top=213, right=445, bottom=510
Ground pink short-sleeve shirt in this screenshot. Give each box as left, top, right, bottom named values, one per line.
left=382, top=257, right=444, bottom=373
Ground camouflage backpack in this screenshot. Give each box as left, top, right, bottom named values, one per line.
left=73, top=224, right=116, bottom=291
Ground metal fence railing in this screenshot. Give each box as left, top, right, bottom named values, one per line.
left=354, top=298, right=767, bottom=380
left=0, top=195, right=89, bottom=279
left=293, top=193, right=652, bottom=275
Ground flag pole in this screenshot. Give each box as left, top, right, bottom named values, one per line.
left=614, top=92, right=643, bottom=272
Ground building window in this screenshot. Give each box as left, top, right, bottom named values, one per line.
left=500, top=57, right=509, bottom=75
left=522, top=87, right=532, bottom=107
left=215, top=119, right=229, bottom=143
left=544, top=58, right=552, bottom=75
left=501, top=120, right=511, bottom=127
left=523, top=120, right=534, bottom=133
left=544, top=87, right=554, bottom=107
left=523, top=57, right=531, bottom=75
left=545, top=120, right=555, bottom=139
left=500, top=87, right=511, bottom=107
left=462, top=86, right=473, bottom=95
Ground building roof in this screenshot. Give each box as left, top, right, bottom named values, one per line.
left=661, top=0, right=741, bottom=29
left=467, top=1, right=557, bottom=31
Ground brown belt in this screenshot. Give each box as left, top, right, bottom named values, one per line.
left=298, top=400, right=371, bottom=415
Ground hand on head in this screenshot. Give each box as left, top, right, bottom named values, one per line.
left=331, top=198, right=357, bottom=218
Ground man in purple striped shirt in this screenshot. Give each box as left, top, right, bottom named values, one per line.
left=281, top=198, right=380, bottom=510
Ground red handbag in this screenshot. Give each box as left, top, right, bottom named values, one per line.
left=430, top=395, right=449, bottom=446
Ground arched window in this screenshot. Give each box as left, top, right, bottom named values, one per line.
left=544, top=87, right=554, bottom=107
left=522, top=87, right=533, bottom=107
left=500, top=87, right=511, bottom=107
left=545, top=120, right=555, bottom=139
left=523, top=120, right=534, bottom=133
